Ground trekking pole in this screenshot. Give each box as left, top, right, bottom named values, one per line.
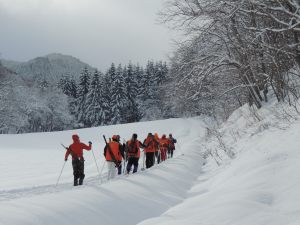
left=91, top=147, right=101, bottom=183
left=55, top=161, right=66, bottom=187
left=122, top=139, right=126, bottom=174
left=123, top=156, right=126, bottom=174
left=141, top=150, right=145, bottom=171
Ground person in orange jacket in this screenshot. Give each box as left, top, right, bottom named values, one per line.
left=65, top=134, right=92, bottom=186
left=125, top=133, right=145, bottom=174
left=143, top=133, right=159, bottom=168
left=104, top=135, right=124, bottom=180
left=159, top=134, right=170, bottom=161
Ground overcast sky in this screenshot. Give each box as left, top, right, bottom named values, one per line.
left=0, top=0, right=174, bottom=70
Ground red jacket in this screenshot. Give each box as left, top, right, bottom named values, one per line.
left=65, top=140, right=91, bottom=160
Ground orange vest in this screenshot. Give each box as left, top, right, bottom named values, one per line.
left=105, top=141, right=122, bottom=161
left=127, top=140, right=141, bottom=158
left=144, top=137, right=158, bottom=153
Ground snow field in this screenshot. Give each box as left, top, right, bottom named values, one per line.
left=0, top=117, right=207, bottom=225
left=2, top=100, right=300, bottom=225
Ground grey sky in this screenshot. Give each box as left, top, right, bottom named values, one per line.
left=0, top=0, right=174, bottom=70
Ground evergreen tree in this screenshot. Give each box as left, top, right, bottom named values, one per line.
left=58, top=76, right=69, bottom=95
left=76, top=66, right=91, bottom=127
left=85, top=70, right=105, bottom=126
left=110, top=63, right=126, bottom=124
left=69, top=78, right=78, bottom=99
left=155, top=61, right=168, bottom=85
left=134, top=65, right=146, bottom=118
left=102, top=72, right=113, bottom=125
left=123, top=63, right=141, bottom=122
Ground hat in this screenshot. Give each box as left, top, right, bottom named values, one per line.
left=132, top=133, right=138, bottom=139
left=112, top=135, right=120, bottom=141
left=72, top=134, right=79, bottom=142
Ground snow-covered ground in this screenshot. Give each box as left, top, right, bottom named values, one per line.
left=1, top=101, right=300, bottom=225
left=0, top=118, right=208, bottom=225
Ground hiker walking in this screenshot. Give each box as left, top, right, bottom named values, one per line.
left=104, top=135, right=124, bottom=180
left=125, top=133, right=145, bottom=174
left=168, top=134, right=177, bottom=158
left=143, top=133, right=159, bottom=168
left=64, top=134, right=92, bottom=186
left=159, top=134, right=169, bottom=161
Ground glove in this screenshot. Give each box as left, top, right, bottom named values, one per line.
left=89, top=141, right=92, bottom=145
left=64, top=158, right=67, bottom=161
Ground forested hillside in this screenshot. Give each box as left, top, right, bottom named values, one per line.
left=0, top=61, right=71, bottom=133
left=0, top=56, right=168, bottom=133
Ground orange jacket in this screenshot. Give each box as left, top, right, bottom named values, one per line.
left=143, top=136, right=159, bottom=153
left=126, top=140, right=143, bottom=158
left=154, top=133, right=160, bottom=141
left=104, top=141, right=123, bottom=162
left=159, top=138, right=170, bottom=150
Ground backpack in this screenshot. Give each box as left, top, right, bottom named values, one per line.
left=127, top=140, right=138, bottom=154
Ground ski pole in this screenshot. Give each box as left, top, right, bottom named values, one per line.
left=56, top=161, right=66, bottom=187
left=91, top=147, right=101, bottom=182
left=141, top=150, right=145, bottom=171
left=123, top=157, right=126, bottom=174
left=122, top=139, right=128, bottom=174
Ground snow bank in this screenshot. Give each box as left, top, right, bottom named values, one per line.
left=139, top=101, right=300, bottom=225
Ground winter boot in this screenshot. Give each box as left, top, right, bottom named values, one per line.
left=79, top=175, right=85, bottom=185
left=74, top=178, right=78, bottom=186
left=118, top=165, right=122, bottom=175
left=133, top=166, right=138, bottom=173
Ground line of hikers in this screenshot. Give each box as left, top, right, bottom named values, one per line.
left=64, top=133, right=177, bottom=186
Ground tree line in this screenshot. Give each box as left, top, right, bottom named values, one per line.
left=59, top=61, right=169, bottom=128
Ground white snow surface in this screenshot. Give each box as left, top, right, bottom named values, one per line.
left=1, top=101, right=300, bottom=225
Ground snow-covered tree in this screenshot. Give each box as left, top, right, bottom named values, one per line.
left=108, top=63, right=127, bottom=124
left=123, top=63, right=141, bottom=123
left=85, top=70, right=106, bottom=126
left=76, top=66, right=91, bottom=126
left=159, top=0, right=300, bottom=119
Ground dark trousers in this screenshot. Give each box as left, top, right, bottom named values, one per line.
left=72, top=158, right=85, bottom=186
left=145, top=152, right=155, bottom=168
left=126, top=157, right=139, bottom=173
left=118, top=162, right=122, bottom=175
left=168, top=149, right=174, bottom=158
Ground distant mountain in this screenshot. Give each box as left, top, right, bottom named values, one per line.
left=1, top=53, right=96, bottom=84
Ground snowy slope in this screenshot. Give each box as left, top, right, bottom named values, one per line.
left=1, top=53, right=96, bottom=83
left=1, top=101, right=300, bottom=225
left=0, top=117, right=208, bottom=225
left=139, top=101, right=300, bottom=225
